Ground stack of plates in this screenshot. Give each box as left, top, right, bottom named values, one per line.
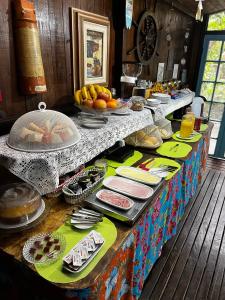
left=146, top=98, right=161, bottom=107
left=152, top=93, right=171, bottom=104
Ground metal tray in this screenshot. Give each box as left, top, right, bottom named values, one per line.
left=84, top=179, right=164, bottom=225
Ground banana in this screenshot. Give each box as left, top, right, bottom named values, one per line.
left=81, top=86, right=88, bottom=99
left=87, top=90, right=92, bottom=100
left=104, top=88, right=112, bottom=99
left=74, top=90, right=82, bottom=105
left=89, top=84, right=98, bottom=100
left=94, top=84, right=103, bottom=95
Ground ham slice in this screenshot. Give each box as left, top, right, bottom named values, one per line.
left=103, top=176, right=153, bottom=200
left=96, top=189, right=134, bottom=210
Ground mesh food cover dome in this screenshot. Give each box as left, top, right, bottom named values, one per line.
left=8, top=102, right=81, bottom=152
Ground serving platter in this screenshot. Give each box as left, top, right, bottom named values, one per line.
left=96, top=189, right=134, bottom=210
left=116, top=166, right=161, bottom=186
left=103, top=176, right=153, bottom=200
left=85, top=178, right=164, bottom=225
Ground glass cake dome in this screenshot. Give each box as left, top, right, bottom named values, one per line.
left=8, top=102, right=81, bottom=152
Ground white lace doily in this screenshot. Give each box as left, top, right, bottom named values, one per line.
left=0, top=110, right=153, bottom=195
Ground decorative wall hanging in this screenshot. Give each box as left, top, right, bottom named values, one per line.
left=127, top=10, right=158, bottom=65
left=126, top=0, right=133, bottom=29
left=157, top=63, right=165, bottom=82
left=172, top=64, right=179, bottom=79
left=71, top=9, right=110, bottom=89
left=195, top=0, right=204, bottom=22
left=14, top=0, right=47, bottom=95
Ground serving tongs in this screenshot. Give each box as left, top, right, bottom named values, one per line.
left=69, top=213, right=103, bottom=222
left=73, top=208, right=103, bottom=218
left=66, top=208, right=104, bottom=227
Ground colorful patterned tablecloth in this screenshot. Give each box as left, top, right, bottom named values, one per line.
left=0, top=131, right=210, bottom=300
left=61, top=130, right=208, bottom=300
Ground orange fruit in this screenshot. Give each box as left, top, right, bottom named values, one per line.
left=93, top=99, right=107, bottom=109
left=107, top=100, right=118, bottom=109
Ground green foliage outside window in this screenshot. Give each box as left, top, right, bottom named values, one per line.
left=208, top=11, right=225, bottom=31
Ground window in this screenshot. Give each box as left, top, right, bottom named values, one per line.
left=207, top=11, right=225, bottom=31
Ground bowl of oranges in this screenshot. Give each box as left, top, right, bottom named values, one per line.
left=74, top=84, right=131, bottom=115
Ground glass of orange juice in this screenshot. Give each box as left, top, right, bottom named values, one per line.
left=180, top=115, right=193, bottom=138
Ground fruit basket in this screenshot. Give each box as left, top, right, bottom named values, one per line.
left=74, top=84, right=131, bottom=115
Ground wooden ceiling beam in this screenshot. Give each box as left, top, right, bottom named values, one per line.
left=162, top=0, right=195, bottom=18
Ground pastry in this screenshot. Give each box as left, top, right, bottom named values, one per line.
left=20, top=120, right=74, bottom=146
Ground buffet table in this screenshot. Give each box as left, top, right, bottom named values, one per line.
left=0, top=123, right=211, bottom=300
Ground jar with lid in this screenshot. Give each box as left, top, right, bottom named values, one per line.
left=132, top=80, right=147, bottom=98
left=120, top=62, right=142, bottom=100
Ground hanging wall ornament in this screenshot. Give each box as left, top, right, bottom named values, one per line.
left=195, top=0, right=204, bottom=22
left=14, top=0, right=47, bottom=95
left=125, top=0, right=133, bottom=29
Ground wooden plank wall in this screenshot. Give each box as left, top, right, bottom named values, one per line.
left=0, top=0, right=198, bottom=129
left=0, top=0, right=114, bottom=124
left=122, top=0, right=195, bottom=82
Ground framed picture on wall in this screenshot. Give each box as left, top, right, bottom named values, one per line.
left=71, top=8, right=110, bottom=89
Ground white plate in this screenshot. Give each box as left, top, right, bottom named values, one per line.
left=0, top=199, right=45, bottom=229
left=96, top=189, right=134, bottom=210
left=103, top=176, right=154, bottom=200
left=176, top=133, right=195, bottom=140
left=116, top=166, right=161, bottom=186
left=146, top=99, right=161, bottom=107
left=81, top=122, right=105, bottom=129
left=72, top=224, right=94, bottom=230
left=152, top=93, right=171, bottom=99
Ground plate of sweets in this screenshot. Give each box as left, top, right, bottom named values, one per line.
left=23, top=232, right=66, bottom=265
left=74, top=84, right=131, bottom=115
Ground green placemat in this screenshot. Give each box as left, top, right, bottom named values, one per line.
left=156, top=141, right=192, bottom=158
left=106, top=150, right=143, bottom=168
left=172, top=131, right=202, bottom=143
left=35, top=217, right=117, bottom=284
left=199, top=123, right=208, bottom=132
left=139, top=157, right=181, bottom=180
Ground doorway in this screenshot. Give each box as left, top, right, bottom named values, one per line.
left=196, top=35, right=225, bottom=158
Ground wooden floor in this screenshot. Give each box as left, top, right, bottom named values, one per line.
left=140, top=158, right=225, bottom=300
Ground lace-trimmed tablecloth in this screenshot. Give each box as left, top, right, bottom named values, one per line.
left=0, top=110, right=153, bottom=195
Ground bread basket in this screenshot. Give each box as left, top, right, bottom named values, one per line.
left=125, top=125, right=163, bottom=149
left=155, top=119, right=173, bottom=139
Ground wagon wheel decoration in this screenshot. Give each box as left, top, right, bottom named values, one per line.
left=127, top=11, right=158, bottom=65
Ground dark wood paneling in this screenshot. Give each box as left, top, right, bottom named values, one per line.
left=122, top=0, right=195, bottom=82
left=0, top=0, right=115, bottom=124
left=0, top=0, right=206, bottom=127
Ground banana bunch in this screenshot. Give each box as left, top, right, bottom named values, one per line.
left=74, top=84, right=112, bottom=105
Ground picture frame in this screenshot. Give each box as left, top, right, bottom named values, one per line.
left=71, top=8, right=110, bottom=89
